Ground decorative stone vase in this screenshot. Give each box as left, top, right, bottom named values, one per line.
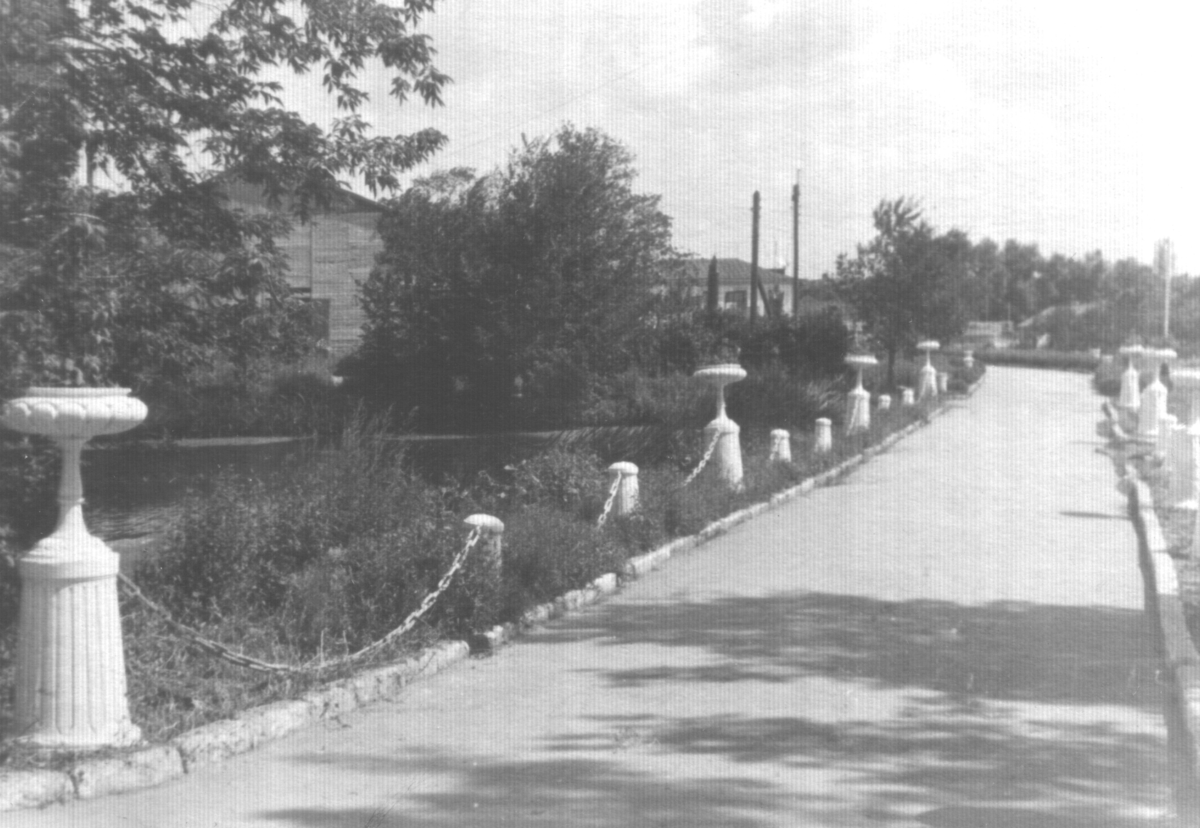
left=916, top=340, right=940, bottom=401
left=693, top=363, right=747, bottom=490
left=845, top=354, right=877, bottom=435
left=2, top=387, right=148, bottom=748
left=1137, top=349, right=1175, bottom=440
left=1117, top=345, right=1144, bottom=424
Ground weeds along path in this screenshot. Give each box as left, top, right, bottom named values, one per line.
left=5, top=366, right=1178, bottom=828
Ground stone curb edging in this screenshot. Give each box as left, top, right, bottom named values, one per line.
left=1126, top=478, right=1200, bottom=790
left=0, top=374, right=982, bottom=812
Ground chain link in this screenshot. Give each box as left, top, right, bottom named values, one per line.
left=595, top=473, right=623, bottom=528
left=118, top=525, right=484, bottom=675
left=682, top=428, right=723, bottom=487
left=118, top=573, right=301, bottom=674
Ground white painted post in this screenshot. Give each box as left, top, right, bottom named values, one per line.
left=1137, top=349, right=1175, bottom=440
left=845, top=354, right=877, bottom=435
left=769, top=429, right=792, bottom=462
left=877, top=394, right=892, bottom=411
left=963, top=350, right=975, bottom=368
left=607, top=462, right=640, bottom=516
left=901, top=387, right=915, bottom=407
left=2, top=388, right=147, bottom=748
left=694, top=364, right=747, bottom=491
left=1117, top=345, right=1144, bottom=430
left=813, top=418, right=833, bottom=454
left=1166, top=424, right=1196, bottom=509
left=917, top=340, right=940, bottom=401
left=1158, top=413, right=1178, bottom=460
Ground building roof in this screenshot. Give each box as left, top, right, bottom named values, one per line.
left=679, top=258, right=792, bottom=286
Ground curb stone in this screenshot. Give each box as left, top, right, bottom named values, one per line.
left=1127, top=479, right=1200, bottom=802
left=0, top=374, right=982, bottom=812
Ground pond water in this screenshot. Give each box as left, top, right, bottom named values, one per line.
left=2, top=425, right=680, bottom=544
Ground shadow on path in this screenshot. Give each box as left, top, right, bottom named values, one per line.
left=256, top=592, right=1173, bottom=827
left=538, top=592, right=1165, bottom=707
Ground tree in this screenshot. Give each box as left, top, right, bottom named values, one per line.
left=0, top=0, right=450, bottom=388
left=835, top=198, right=969, bottom=387
left=357, top=125, right=678, bottom=428
left=705, top=255, right=720, bottom=316
left=1, top=0, right=449, bottom=241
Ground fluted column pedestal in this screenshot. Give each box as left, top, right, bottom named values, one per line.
left=3, top=388, right=147, bottom=749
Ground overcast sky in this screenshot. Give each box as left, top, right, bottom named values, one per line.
left=231, top=1, right=1200, bottom=277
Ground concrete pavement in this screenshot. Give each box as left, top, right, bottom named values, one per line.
left=7, top=367, right=1180, bottom=826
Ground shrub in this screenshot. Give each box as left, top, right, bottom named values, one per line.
left=499, top=504, right=627, bottom=616
left=974, top=348, right=1100, bottom=372
left=727, top=367, right=842, bottom=430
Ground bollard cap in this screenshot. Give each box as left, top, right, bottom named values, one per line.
left=815, top=417, right=831, bottom=426
left=770, top=429, right=789, bottom=438
left=916, top=339, right=940, bottom=351
left=608, top=461, right=639, bottom=475
left=464, top=514, right=505, bottom=533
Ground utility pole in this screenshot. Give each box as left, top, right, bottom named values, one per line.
left=750, top=191, right=760, bottom=325
left=1156, top=238, right=1175, bottom=340
left=791, top=171, right=800, bottom=316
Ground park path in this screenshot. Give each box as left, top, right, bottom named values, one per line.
left=8, top=367, right=1181, bottom=827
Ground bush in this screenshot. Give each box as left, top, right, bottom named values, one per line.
left=499, top=505, right=627, bottom=616
left=727, top=367, right=842, bottom=430
left=974, top=348, right=1100, bottom=372
left=139, top=362, right=351, bottom=438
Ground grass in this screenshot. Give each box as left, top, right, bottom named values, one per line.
left=0, top=367, right=973, bottom=766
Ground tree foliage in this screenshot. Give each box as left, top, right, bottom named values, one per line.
left=834, top=198, right=970, bottom=384
left=0, top=0, right=450, bottom=389
left=355, top=125, right=679, bottom=428
left=0, top=0, right=449, bottom=240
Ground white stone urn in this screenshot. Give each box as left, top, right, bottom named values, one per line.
left=1137, top=348, right=1175, bottom=440
left=693, top=363, right=747, bottom=489
left=2, top=387, right=148, bottom=748
left=1117, top=345, right=1144, bottom=417
left=845, top=354, right=877, bottom=435
left=916, top=340, right=940, bottom=401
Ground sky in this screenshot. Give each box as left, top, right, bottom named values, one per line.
left=194, top=0, right=1200, bottom=278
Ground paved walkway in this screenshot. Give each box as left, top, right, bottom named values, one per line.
left=8, top=367, right=1179, bottom=827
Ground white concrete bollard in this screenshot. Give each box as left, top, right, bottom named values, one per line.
left=937, top=372, right=949, bottom=394
left=877, top=394, right=891, bottom=411
left=813, top=418, right=833, bottom=454
left=769, top=429, right=792, bottom=463
left=963, top=350, right=975, bottom=368
left=1117, top=345, right=1143, bottom=414
left=464, top=514, right=505, bottom=575
left=1166, top=424, right=1196, bottom=509
left=901, top=387, right=915, bottom=407
left=916, top=340, right=940, bottom=401
left=694, top=364, right=747, bottom=491
left=1191, top=421, right=1200, bottom=558
left=607, top=462, right=640, bottom=516
left=1158, top=413, right=1178, bottom=460
left=2, top=388, right=148, bottom=748
left=1137, top=349, right=1174, bottom=440
left=844, top=354, right=877, bottom=435
left=705, top=418, right=744, bottom=490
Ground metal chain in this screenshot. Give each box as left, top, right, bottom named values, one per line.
left=118, top=573, right=301, bottom=674
left=328, top=525, right=482, bottom=667
left=595, top=473, right=622, bottom=528
left=118, top=525, right=483, bottom=675
left=682, top=428, right=723, bottom=487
